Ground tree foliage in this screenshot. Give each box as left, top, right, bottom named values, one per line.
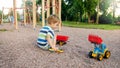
left=99, top=0, right=112, bottom=15
left=36, top=0, right=114, bottom=24
left=36, top=0, right=41, bottom=5
left=84, top=0, right=98, bottom=23
left=99, top=13, right=113, bottom=24
left=0, top=10, right=2, bottom=17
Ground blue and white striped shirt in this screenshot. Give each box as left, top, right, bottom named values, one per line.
left=37, top=26, right=54, bottom=46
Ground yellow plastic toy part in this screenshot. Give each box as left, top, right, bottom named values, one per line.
left=49, top=48, right=64, bottom=53
left=59, top=42, right=64, bottom=46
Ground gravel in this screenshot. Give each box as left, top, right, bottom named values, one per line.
left=0, top=23, right=120, bottom=68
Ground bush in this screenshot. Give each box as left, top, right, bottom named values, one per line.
left=99, top=14, right=113, bottom=24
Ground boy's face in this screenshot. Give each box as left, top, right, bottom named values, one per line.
left=51, top=22, right=59, bottom=29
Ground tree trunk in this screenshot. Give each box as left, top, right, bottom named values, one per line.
left=96, top=0, right=99, bottom=24
left=88, top=13, right=91, bottom=24
left=65, top=16, right=67, bottom=21
left=113, top=0, right=115, bottom=23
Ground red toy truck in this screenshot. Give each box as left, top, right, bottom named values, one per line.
left=88, top=34, right=102, bottom=44
left=56, top=35, right=69, bottom=46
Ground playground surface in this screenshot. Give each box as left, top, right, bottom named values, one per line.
left=0, top=23, right=120, bottom=68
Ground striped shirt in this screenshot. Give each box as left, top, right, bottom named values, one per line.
left=37, top=26, right=54, bottom=46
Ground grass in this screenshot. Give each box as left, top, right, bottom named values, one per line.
left=62, top=21, right=120, bottom=30
left=0, top=29, right=7, bottom=32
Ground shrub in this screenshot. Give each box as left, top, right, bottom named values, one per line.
left=99, top=14, right=113, bottom=24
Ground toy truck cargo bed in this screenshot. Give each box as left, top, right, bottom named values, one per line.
left=56, top=35, right=69, bottom=42
left=88, top=34, right=102, bottom=44
left=56, top=35, right=69, bottom=46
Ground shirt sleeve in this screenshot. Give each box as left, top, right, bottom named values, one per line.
left=47, top=30, right=54, bottom=39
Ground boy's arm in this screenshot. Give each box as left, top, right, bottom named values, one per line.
left=53, top=34, right=57, bottom=46
left=46, top=34, right=57, bottom=50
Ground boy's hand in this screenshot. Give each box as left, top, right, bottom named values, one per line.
left=51, top=47, right=58, bottom=51
left=49, top=46, right=57, bottom=51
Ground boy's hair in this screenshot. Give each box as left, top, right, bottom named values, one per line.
left=47, top=14, right=60, bottom=24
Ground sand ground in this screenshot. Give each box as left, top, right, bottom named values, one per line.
left=0, top=23, right=120, bottom=68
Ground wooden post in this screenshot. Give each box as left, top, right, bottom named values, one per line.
left=52, top=0, right=55, bottom=14
left=1, top=7, right=4, bottom=24
left=58, top=0, right=61, bottom=31
left=32, top=0, right=36, bottom=29
left=13, top=0, right=18, bottom=29
left=42, top=0, right=61, bottom=30
left=47, top=0, right=50, bottom=18
left=24, top=0, right=26, bottom=26
left=42, top=0, right=45, bottom=27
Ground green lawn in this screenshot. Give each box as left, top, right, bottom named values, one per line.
left=62, top=21, right=120, bottom=30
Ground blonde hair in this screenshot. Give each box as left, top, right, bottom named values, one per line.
left=47, top=14, right=60, bottom=25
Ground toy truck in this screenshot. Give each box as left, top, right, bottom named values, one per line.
left=88, top=34, right=111, bottom=61
left=56, top=35, right=69, bottom=46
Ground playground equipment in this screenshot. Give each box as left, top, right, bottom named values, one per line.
left=1, top=0, right=36, bottom=29
left=88, top=34, right=111, bottom=61
left=56, top=35, right=69, bottom=46
left=1, top=7, right=12, bottom=24
left=2, top=7, right=26, bottom=24
left=42, top=0, right=62, bottom=31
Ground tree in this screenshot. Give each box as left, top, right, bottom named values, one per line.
left=99, top=0, right=113, bottom=23
left=84, top=0, right=98, bottom=23
left=73, top=0, right=84, bottom=22
left=63, top=0, right=74, bottom=21
left=36, top=0, right=41, bottom=5
left=99, top=0, right=112, bottom=15
left=64, top=0, right=84, bottom=22
left=0, top=10, right=2, bottom=24
left=96, top=0, right=100, bottom=24
left=61, top=0, right=68, bottom=21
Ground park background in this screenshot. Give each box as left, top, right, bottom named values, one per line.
left=0, top=0, right=120, bottom=68
left=0, top=0, right=120, bottom=29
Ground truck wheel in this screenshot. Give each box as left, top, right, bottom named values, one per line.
left=104, top=50, right=111, bottom=59
left=97, top=54, right=103, bottom=61
left=89, top=51, right=93, bottom=58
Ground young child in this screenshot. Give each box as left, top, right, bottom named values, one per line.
left=37, top=15, right=63, bottom=52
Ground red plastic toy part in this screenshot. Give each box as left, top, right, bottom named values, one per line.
left=88, top=34, right=102, bottom=44
left=56, top=35, right=69, bottom=42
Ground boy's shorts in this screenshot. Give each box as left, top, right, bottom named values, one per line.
left=37, top=43, right=51, bottom=50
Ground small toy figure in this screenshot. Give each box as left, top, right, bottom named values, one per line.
left=88, top=34, right=111, bottom=61
left=56, top=35, right=69, bottom=46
